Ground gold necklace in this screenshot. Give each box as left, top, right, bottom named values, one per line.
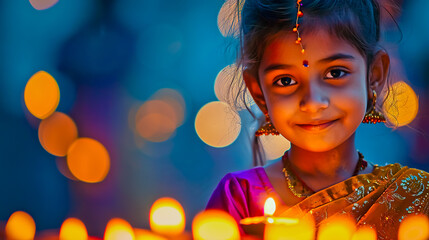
left=282, top=152, right=368, bottom=198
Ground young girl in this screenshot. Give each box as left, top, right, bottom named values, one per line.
left=207, top=0, right=429, bottom=238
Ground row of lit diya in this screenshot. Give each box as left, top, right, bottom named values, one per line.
left=1, top=197, right=428, bottom=240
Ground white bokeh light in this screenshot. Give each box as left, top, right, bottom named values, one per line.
left=217, top=0, right=244, bottom=38
left=214, top=64, right=254, bottom=110
left=259, top=134, right=291, bottom=160
left=195, top=101, right=241, bottom=148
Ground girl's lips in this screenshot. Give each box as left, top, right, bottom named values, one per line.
left=296, top=119, right=339, bottom=131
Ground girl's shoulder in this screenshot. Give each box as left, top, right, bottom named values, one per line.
left=207, top=166, right=274, bottom=221
left=214, top=166, right=275, bottom=194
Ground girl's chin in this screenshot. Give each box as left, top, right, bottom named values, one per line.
left=290, top=139, right=346, bottom=152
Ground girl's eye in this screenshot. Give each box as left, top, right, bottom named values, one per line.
left=274, top=76, right=297, bottom=87
left=325, top=69, right=348, bottom=79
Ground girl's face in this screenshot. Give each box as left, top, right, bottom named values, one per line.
left=253, top=30, right=368, bottom=152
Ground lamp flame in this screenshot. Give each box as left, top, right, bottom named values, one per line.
left=149, top=197, right=185, bottom=236
left=264, top=197, right=276, bottom=216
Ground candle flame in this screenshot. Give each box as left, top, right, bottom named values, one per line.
left=104, top=218, right=135, bottom=240
left=264, top=197, right=276, bottom=216
left=5, top=211, right=36, bottom=240
left=150, top=197, right=185, bottom=236
left=60, top=218, right=88, bottom=240
left=265, top=215, right=315, bottom=240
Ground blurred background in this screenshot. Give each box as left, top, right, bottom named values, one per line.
left=0, top=0, right=428, bottom=237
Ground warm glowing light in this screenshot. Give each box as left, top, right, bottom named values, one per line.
left=398, top=215, right=429, bottom=240
left=38, top=112, right=78, bottom=156
left=195, top=101, right=241, bottom=148
left=264, top=197, right=276, bottom=216
left=192, top=209, right=240, bottom=240
left=104, top=218, right=135, bottom=240
left=59, top=218, right=88, bottom=240
left=151, top=88, right=186, bottom=127
left=135, top=229, right=168, bottom=240
left=29, top=0, right=59, bottom=10
left=383, top=81, right=419, bottom=127
left=260, top=134, right=291, bottom=160
left=67, top=138, right=110, bottom=183
left=351, top=226, right=377, bottom=240
left=264, top=215, right=315, bottom=240
left=150, top=197, right=186, bottom=236
left=214, top=64, right=254, bottom=110
left=217, top=0, right=243, bottom=37
left=24, top=71, right=60, bottom=119
left=318, top=215, right=356, bottom=240
left=135, top=100, right=177, bottom=142
left=5, top=211, right=36, bottom=240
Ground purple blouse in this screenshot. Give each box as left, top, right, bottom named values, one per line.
left=206, top=167, right=283, bottom=234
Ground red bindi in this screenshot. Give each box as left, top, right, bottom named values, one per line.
left=303, top=60, right=309, bottom=67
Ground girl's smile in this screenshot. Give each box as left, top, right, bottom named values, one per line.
left=295, top=118, right=340, bottom=132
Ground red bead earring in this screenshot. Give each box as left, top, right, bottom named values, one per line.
left=255, top=113, right=280, bottom=137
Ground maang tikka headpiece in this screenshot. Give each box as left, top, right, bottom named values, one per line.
left=294, top=0, right=308, bottom=67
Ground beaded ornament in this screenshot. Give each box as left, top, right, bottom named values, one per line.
left=294, top=0, right=308, bottom=67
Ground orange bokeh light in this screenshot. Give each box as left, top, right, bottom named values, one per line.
left=150, top=197, right=186, bottom=236
left=135, top=228, right=168, bottom=240
left=351, top=226, right=377, bottom=240
left=104, top=218, right=135, bottom=240
left=151, top=88, right=186, bottom=127
left=192, top=209, right=240, bottom=240
left=318, top=215, right=356, bottom=240
left=398, top=214, right=429, bottom=240
left=135, top=100, right=177, bottom=142
left=67, top=138, right=110, bottom=183
left=38, top=112, right=78, bottom=157
left=383, top=81, right=419, bottom=127
left=5, top=211, right=36, bottom=240
left=59, top=218, right=88, bottom=240
left=24, top=71, right=60, bottom=119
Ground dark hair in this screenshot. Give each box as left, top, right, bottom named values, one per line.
left=226, top=0, right=397, bottom=166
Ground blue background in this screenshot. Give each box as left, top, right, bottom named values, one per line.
left=0, top=0, right=428, bottom=237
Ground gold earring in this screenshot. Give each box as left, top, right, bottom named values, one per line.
left=362, top=90, right=386, bottom=124
left=255, top=113, right=280, bottom=136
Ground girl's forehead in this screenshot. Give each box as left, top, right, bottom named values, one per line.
left=261, top=29, right=363, bottom=66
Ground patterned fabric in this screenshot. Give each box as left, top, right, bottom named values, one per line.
left=206, top=164, right=429, bottom=239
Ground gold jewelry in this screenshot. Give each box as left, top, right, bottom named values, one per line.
left=362, top=90, right=386, bottom=124
left=255, top=113, right=280, bottom=137
left=282, top=151, right=368, bottom=198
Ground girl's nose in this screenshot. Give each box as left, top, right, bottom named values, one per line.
left=299, top=84, right=329, bottom=113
